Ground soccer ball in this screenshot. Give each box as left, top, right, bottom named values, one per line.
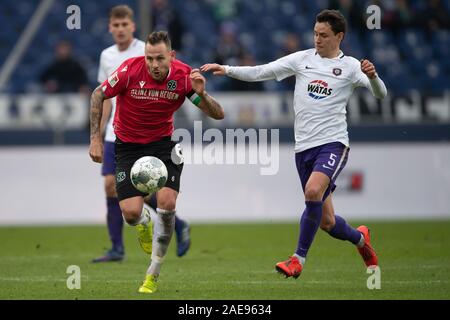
left=130, top=156, right=168, bottom=194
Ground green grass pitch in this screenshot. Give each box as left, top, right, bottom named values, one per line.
left=0, top=221, right=449, bottom=299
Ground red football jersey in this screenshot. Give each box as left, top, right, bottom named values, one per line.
left=101, top=56, right=194, bottom=144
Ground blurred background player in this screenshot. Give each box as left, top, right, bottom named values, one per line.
left=89, top=31, right=224, bottom=293
left=201, top=9, right=386, bottom=279
left=92, top=5, right=191, bottom=263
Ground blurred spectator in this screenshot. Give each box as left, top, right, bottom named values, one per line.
left=206, top=0, right=238, bottom=23
left=277, top=33, right=302, bottom=91
left=212, top=21, right=263, bottom=91
left=378, top=0, right=416, bottom=33
left=420, top=0, right=450, bottom=32
left=329, top=0, right=365, bottom=33
left=283, top=33, right=301, bottom=55
left=223, top=53, right=264, bottom=91
left=40, top=41, right=89, bottom=94
left=152, top=0, right=184, bottom=51
left=214, top=21, right=244, bottom=66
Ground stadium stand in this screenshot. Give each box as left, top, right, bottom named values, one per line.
left=0, top=0, right=448, bottom=95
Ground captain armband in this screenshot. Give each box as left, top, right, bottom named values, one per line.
left=189, top=92, right=202, bottom=106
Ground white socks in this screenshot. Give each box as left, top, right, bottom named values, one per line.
left=357, top=233, right=365, bottom=248
left=293, top=253, right=306, bottom=266
left=147, top=208, right=176, bottom=276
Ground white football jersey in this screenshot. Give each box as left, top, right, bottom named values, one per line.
left=97, top=38, right=145, bottom=142
left=226, top=48, right=386, bottom=152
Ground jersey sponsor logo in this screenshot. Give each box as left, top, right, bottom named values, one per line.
left=108, top=71, right=119, bottom=87
left=139, top=81, right=146, bottom=88
left=333, top=68, right=342, bottom=76
left=307, top=80, right=332, bottom=100
left=130, top=88, right=180, bottom=101
left=167, top=80, right=177, bottom=91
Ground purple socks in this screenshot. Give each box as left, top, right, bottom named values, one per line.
left=106, top=197, right=124, bottom=252
left=328, top=215, right=361, bottom=245
left=295, top=201, right=323, bottom=258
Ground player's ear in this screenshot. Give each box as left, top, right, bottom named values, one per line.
left=130, top=22, right=136, bottom=33
left=170, top=50, right=176, bottom=59
left=337, top=32, right=344, bottom=42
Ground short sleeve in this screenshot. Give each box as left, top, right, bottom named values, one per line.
left=185, top=67, right=193, bottom=94
left=101, top=61, right=130, bottom=98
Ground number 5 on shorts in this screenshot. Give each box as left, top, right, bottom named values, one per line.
left=328, top=153, right=337, bottom=167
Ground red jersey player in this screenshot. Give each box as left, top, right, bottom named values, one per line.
left=89, top=31, right=224, bottom=293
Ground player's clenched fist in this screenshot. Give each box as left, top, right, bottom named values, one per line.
left=200, top=63, right=226, bottom=76
left=360, top=59, right=377, bottom=79
left=89, top=140, right=104, bottom=163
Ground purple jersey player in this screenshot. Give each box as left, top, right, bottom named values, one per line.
left=202, top=10, right=386, bottom=278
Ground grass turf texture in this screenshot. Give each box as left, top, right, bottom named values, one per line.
left=0, top=221, right=449, bottom=299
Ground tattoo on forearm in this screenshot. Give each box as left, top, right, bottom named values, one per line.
left=90, top=86, right=106, bottom=140
left=201, top=93, right=224, bottom=119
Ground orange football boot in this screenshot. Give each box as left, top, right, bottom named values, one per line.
left=357, top=225, right=378, bottom=267
left=275, top=256, right=303, bottom=279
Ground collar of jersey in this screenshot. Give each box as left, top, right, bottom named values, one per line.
left=315, top=50, right=345, bottom=60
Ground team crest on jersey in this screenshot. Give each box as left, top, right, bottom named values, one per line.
left=116, top=171, right=126, bottom=183
left=333, top=68, right=342, bottom=76
left=108, top=71, right=119, bottom=87
left=167, top=80, right=177, bottom=91
left=307, top=80, right=333, bottom=100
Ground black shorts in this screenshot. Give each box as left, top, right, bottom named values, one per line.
left=114, top=136, right=184, bottom=201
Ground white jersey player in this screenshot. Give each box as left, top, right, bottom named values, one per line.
left=201, top=10, right=386, bottom=279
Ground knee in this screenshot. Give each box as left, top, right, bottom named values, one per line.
left=157, top=198, right=176, bottom=212
left=104, top=176, right=117, bottom=197
left=120, top=206, right=142, bottom=225
left=304, top=185, right=324, bottom=201
left=157, top=192, right=177, bottom=212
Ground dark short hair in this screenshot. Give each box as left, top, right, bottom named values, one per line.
left=316, top=9, right=347, bottom=35
left=146, top=31, right=172, bottom=50
left=109, top=5, right=134, bottom=21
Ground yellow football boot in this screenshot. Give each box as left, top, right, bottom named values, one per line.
left=138, top=274, right=158, bottom=294
left=136, top=208, right=153, bottom=254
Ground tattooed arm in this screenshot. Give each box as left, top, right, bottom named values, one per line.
left=89, top=85, right=107, bottom=163
left=190, top=69, right=224, bottom=120
left=197, top=92, right=224, bottom=120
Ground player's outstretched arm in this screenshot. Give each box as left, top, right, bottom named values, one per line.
left=190, top=69, right=224, bottom=120
left=360, top=59, right=387, bottom=99
left=201, top=62, right=277, bottom=82
left=89, top=85, right=107, bottom=163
